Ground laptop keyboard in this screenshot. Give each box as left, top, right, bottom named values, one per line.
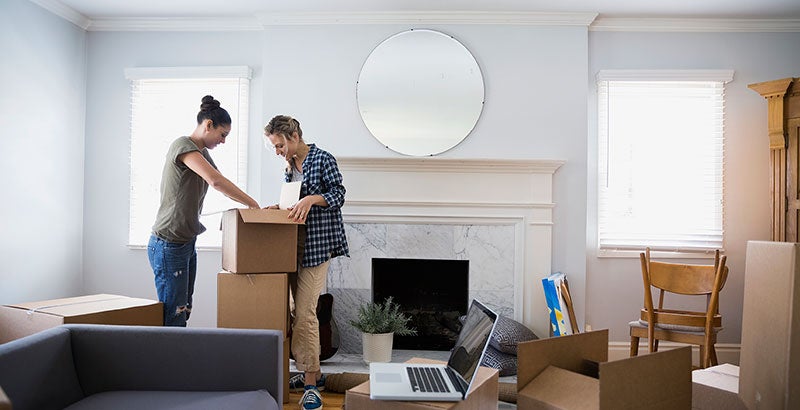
left=406, top=366, right=452, bottom=393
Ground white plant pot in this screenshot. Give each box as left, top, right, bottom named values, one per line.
left=362, top=332, right=394, bottom=363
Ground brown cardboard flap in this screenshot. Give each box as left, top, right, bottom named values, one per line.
left=238, top=209, right=303, bottom=225
left=599, top=346, right=692, bottom=410
left=519, top=365, right=600, bottom=410
left=517, top=329, right=609, bottom=390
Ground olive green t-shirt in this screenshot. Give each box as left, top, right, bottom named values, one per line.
left=151, top=136, right=217, bottom=243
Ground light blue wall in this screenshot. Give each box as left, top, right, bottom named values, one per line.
left=5, top=1, right=799, bottom=347
left=81, top=31, right=264, bottom=327
left=0, top=0, right=87, bottom=304
left=587, top=31, right=800, bottom=345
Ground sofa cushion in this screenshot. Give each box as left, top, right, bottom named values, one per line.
left=0, top=327, right=84, bottom=410
left=62, top=390, right=278, bottom=410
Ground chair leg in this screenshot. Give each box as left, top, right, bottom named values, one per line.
left=699, top=345, right=707, bottom=368
left=710, top=344, right=718, bottom=367
left=653, top=339, right=659, bottom=352
left=630, top=336, right=639, bottom=357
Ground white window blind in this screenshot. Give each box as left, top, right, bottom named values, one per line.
left=597, top=70, right=733, bottom=254
left=126, top=66, right=251, bottom=248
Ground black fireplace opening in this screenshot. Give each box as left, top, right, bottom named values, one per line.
left=372, top=257, right=469, bottom=351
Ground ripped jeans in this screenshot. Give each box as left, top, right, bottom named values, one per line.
left=148, top=234, right=197, bottom=327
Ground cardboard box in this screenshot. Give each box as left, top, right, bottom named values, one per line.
left=516, top=329, right=692, bottom=410
left=741, top=241, right=800, bottom=409
left=217, top=271, right=290, bottom=403
left=0, top=294, right=162, bottom=344
left=345, top=358, right=499, bottom=409
left=221, top=208, right=302, bottom=273
left=216, top=271, right=290, bottom=335
left=692, top=364, right=747, bottom=410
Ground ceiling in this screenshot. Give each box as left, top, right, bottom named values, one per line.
left=37, top=0, right=800, bottom=20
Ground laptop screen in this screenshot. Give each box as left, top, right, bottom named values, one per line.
left=446, top=300, right=498, bottom=391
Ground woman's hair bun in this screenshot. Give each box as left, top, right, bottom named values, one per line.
left=200, top=95, right=220, bottom=112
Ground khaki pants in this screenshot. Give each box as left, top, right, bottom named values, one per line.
left=289, top=261, right=329, bottom=372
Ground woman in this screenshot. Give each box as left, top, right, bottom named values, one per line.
left=264, top=115, right=349, bottom=410
left=148, top=95, right=259, bottom=327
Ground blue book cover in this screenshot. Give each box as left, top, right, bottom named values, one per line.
left=542, top=274, right=561, bottom=336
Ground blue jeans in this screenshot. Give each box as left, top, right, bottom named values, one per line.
left=147, top=234, right=197, bottom=327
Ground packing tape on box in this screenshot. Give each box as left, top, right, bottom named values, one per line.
left=27, top=296, right=127, bottom=316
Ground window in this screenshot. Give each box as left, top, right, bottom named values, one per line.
left=597, top=70, right=733, bottom=255
left=125, top=66, right=251, bottom=248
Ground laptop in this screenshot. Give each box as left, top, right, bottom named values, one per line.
left=368, top=299, right=498, bottom=401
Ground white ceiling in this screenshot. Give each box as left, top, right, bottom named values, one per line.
left=35, top=0, right=800, bottom=20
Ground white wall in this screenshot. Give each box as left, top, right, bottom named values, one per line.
left=78, top=24, right=589, bottom=329
left=587, top=31, right=800, bottom=346
left=0, top=0, right=87, bottom=304
left=81, top=31, right=264, bottom=327
left=7, top=3, right=800, bottom=350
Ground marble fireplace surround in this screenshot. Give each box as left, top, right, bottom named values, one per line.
left=326, top=157, right=563, bottom=353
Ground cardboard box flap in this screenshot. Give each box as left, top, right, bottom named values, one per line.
left=517, top=329, right=609, bottom=390
left=519, top=365, right=600, bottom=409
left=237, top=209, right=303, bottom=225
left=599, top=346, right=692, bottom=410
left=7, top=294, right=158, bottom=317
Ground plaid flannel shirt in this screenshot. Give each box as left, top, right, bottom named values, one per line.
left=286, top=144, right=349, bottom=267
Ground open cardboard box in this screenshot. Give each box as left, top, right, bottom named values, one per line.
left=516, top=329, right=692, bottom=410
left=345, top=357, right=499, bottom=409
left=0, top=294, right=162, bottom=344
left=221, top=208, right=303, bottom=273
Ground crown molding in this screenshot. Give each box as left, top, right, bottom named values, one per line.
left=87, top=17, right=262, bottom=31
left=591, top=17, right=800, bottom=32
left=29, top=0, right=90, bottom=29
left=257, top=11, right=598, bottom=26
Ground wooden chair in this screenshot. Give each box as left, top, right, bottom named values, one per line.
left=629, top=247, right=729, bottom=368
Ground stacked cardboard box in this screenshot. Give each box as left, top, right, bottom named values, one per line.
left=217, top=208, right=303, bottom=404
left=0, top=293, right=162, bottom=344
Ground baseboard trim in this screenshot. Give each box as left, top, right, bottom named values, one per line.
left=609, top=341, right=740, bottom=366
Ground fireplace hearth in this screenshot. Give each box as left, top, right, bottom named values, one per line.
left=372, top=257, right=469, bottom=350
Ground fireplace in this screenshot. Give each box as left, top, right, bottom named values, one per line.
left=372, top=257, right=469, bottom=351
left=325, top=157, right=562, bottom=354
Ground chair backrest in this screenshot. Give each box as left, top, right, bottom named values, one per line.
left=641, top=248, right=728, bottom=313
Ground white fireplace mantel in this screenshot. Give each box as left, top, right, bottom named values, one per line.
left=337, top=157, right=564, bottom=336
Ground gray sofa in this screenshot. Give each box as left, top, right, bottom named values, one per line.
left=0, top=324, right=283, bottom=410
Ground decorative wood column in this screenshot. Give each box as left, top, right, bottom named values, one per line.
left=749, top=78, right=800, bottom=241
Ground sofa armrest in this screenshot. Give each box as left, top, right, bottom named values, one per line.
left=0, top=385, right=11, bottom=410
left=66, top=324, right=283, bottom=401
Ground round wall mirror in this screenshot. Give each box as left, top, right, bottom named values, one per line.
left=357, top=29, right=485, bottom=156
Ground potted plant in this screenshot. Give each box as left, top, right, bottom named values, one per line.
left=350, top=297, right=417, bottom=363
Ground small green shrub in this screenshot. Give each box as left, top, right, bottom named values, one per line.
left=349, top=296, right=418, bottom=336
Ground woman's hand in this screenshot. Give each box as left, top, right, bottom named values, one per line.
left=288, top=196, right=313, bottom=222
left=264, top=204, right=280, bottom=210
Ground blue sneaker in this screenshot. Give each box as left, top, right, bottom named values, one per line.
left=289, top=373, right=326, bottom=392
left=299, top=386, right=323, bottom=410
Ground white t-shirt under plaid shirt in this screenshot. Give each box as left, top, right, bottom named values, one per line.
left=286, top=144, right=349, bottom=267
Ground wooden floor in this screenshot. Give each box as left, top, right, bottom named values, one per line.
left=286, top=391, right=346, bottom=410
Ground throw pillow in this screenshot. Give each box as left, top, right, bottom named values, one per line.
left=481, top=344, right=518, bottom=376
left=490, top=315, right=538, bottom=355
